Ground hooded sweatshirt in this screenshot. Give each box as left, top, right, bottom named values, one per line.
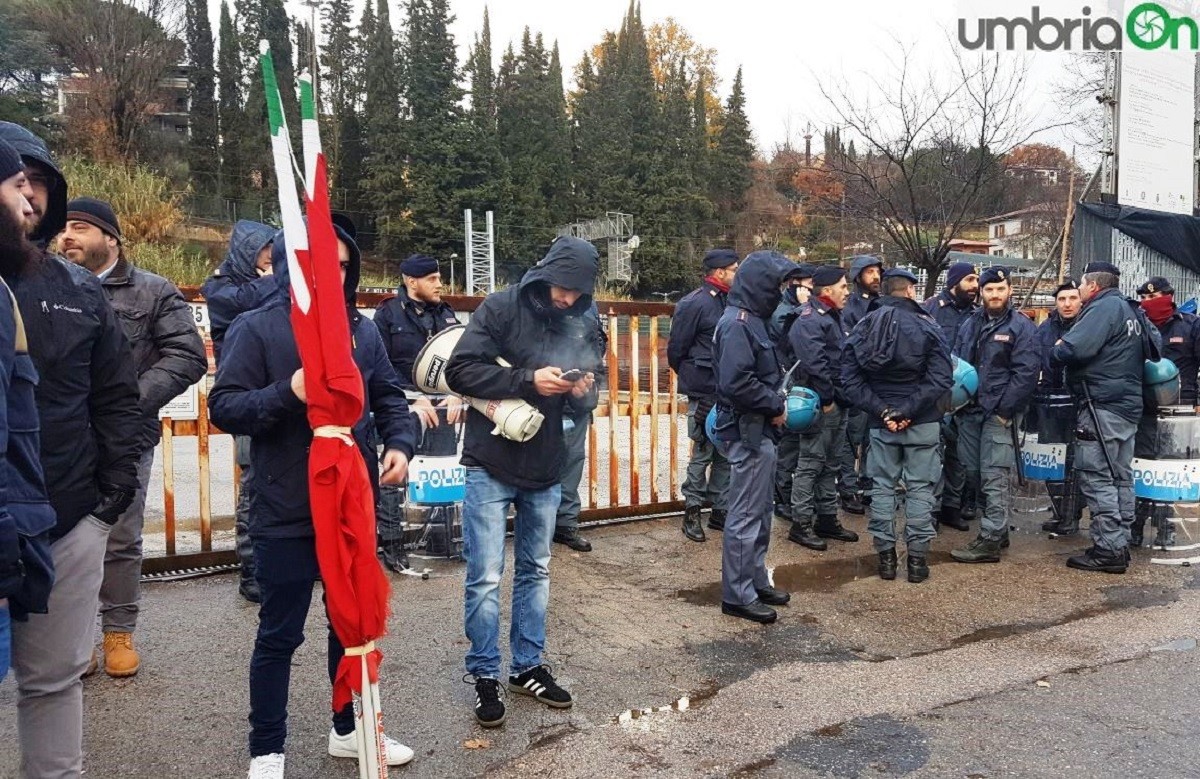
left=843, top=255, right=883, bottom=331
left=201, top=220, right=279, bottom=364
left=445, top=236, right=600, bottom=490
left=208, top=226, right=417, bottom=538
left=0, top=122, right=66, bottom=247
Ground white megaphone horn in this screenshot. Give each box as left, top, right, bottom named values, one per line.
left=412, top=325, right=545, bottom=443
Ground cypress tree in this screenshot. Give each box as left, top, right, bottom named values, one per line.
left=320, top=0, right=356, bottom=190
left=185, top=0, right=218, bottom=200
left=216, top=0, right=245, bottom=202
left=361, top=0, right=407, bottom=252
left=711, top=66, right=754, bottom=222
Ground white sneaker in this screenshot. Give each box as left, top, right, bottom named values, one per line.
left=328, top=728, right=415, bottom=766
left=247, top=753, right=285, bottom=779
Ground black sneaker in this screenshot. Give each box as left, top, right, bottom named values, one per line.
left=508, top=665, right=573, bottom=709
left=467, top=676, right=507, bottom=727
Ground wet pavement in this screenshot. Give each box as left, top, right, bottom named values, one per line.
left=1, top=506, right=1198, bottom=778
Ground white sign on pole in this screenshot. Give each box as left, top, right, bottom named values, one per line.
left=158, top=382, right=199, bottom=421
left=188, top=302, right=210, bottom=330
left=1117, top=44, right=1196, bottom=215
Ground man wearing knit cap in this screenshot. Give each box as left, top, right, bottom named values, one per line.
left=1132, top=276, right=1200, bottom=548
left=0, top=121, right=142, bottom=777
left=668, top=249, right=738, bottom=543
left=60, top=196, right=207, bottom=677
left=1035, top=279, right=1084, bottom=537
left=839, top=255, right=885, bottom=513
left=923, top=261, right=980, bottom=532
left=769, top=262, right=820, bottom=521
left=1053, top=261, right=1158, bottom=573
left=373, top=254, right=464, bottom=569
left=949, top=266, right=1040, bottom=564
left=784, top=264, right=860, bottom=550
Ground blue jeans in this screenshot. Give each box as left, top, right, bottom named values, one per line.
left=463, top=467, right=559, bottom=679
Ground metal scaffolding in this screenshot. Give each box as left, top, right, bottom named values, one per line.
left=464, top=209, right=495, bottom=295
left=556, top=212, right=636, bottom=282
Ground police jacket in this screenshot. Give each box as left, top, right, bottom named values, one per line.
left=445, top=237, right=600, bottom=491
left=953, top=307, right=1040, bottom=419
left=0, top=281, right=54, bottom=621
left=712, top=253, right=792, bottom=438
left=373, top=288, right=460, bottom=392
left=842, top=284, right=877, bottom=332
left=102, top=258, right=208, bottom=452
left=1052, top=288, right=1156, bottom=423
left=787, top=298, right=847, bottom=407
left=841, top=296, right=952, bottom=428
left=1036, top=312, right=1075, bottom=391
left=200, top=220, right=278, bottom=365
left=209, top=228, right=417, bottom=540
left=768, top=286, right=803, bottom=370
left=1152, top=309, right=1200, bottom=405
left=923, top=289, right=978, bottom=353
left=667, top=279, right=727, bottom=398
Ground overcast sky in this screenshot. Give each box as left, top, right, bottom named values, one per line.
left=235, top=0, right=1095, bottom=159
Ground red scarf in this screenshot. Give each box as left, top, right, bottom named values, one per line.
left=818, top=294, right=839, bottom=311
left=706, top=275, right=730, bottom=293
left=1141, top=294, right=1175, bottom=327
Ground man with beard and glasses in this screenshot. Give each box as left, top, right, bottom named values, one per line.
left=60, top=197, right=206, bottom=679
left=950, top=267, right=1040, bottom=565
left=0, top=140, right=55, bottom=688
left=0, top=121, right=142, bottom=779
left=923, top=262, right=980, bottom=532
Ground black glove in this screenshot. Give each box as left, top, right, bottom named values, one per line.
left=92, top=485, right=137, bottom=525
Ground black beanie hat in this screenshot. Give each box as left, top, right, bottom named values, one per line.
left=0, top=139, right=23, bottom=184
left=66, top=197, right=122, bottom=243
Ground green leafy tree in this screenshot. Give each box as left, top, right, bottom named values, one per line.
left=185, top=0, right=218, bottom=198
left=0, top=0, right=59, bottom=128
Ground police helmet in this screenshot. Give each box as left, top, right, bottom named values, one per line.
left=784, top=387, right=822, bottom=432
left=705, top=405, right=720, bottom=445
left=949, top=355, right=979, bottom=413
left=1144, top=358, right=1181, bottom=407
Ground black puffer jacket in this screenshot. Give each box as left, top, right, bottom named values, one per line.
left=0, top=123, right=142, bottom=539
left=102, top=258, right=208, bottom=452
left=445, top=237, right=600, bottom=490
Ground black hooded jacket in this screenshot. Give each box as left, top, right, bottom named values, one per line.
left=0, top=122, right=142, bottom=539
left=208, top=227, right=417, bottom=539
left=200, top=220, right=279, bottom=365
left=445, top=237, right=600, bottom=490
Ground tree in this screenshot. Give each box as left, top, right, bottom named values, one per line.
left=320, top=0, right=356, bottom=191
left=646, top=18, right=720, bottom=116
left=241, top=0, right=298, bottom=210
left=185, top=0, right=218, bottom=196
left=0, top=0, right=60, bottom=128
left=360, top=0, right=406, bottom=251
left=819, top=44, right=1038, bottom=296
left=710, top=67, right=754, bottom=228
left=216, top=0, right=246, bottom=201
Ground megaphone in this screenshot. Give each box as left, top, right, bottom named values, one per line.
left=412, top=325, right=546, bottom=442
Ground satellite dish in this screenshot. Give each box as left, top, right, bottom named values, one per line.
left=627, top=235, right=641, bottom=250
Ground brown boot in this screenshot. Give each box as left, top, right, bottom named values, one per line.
left=103, top=632, right=140, bottom=678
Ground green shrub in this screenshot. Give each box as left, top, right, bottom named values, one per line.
left=58, top=156, right=185, bottom=244
left=124, top=242, right=211, bottom=286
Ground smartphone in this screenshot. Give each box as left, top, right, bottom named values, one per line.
left=560, top=369, right=585, bottom=382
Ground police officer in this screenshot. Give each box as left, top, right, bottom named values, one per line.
left=1132, top=276, right=1199, bottom=548
left=839, top=255, right=884, bottom=511
left=842, top=268, right=951, bottom=583
left=1053, top=262, right=1156, bottom=574
left=1037, top=280, right=1085, bottom=536
left=769, top=262, right=815, bottom=521
left=372, top=253, right=462, bottom=570
left=710, top=252, right=803, bottom=623
left=667, top=249, right=738, bottom=542
left=785, top=265, right=859, bottom=549
left=949, top=266, right=1040, bottom=564
left=923, top=261, right=979, bottom=531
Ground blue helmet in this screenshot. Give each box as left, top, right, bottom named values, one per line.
left=784, top=386, right=822, bottom=432
left=948, top=355, right=979, bottom=413
left=1144, top=358, right=1180, bottom=407
left=705, top=404, right=720, bottom=445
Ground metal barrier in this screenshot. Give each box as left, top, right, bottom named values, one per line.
left=145, top=294, right=685, bottom=571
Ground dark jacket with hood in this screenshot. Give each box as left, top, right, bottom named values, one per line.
left=1037, top=311, right=1076, bottom=391
left=667, top=278, right=727, bottom=398
left=711, top=252, right=800, bottom=443
left=787, top=297, right=848, bottom=408
left=841, top=295, right=952, bottom=428
left=0, top=122, right=143, bottom=540
left=445, top=237, right=600, bottom=490
left=923, top=288, right=978, bottom=352
left=201, top=220, right=278, bottom=365
left=373, top=288, right=460, bottom=392
left=769, top=284, right=805, bottom=370
left=953, top=306, right=1041, bottom=420
left=101, top=257, right=207, bottom=452
left=208, top=227, right=417, bottom=539
left=843, top=255, right=882, bottom=331
left=1053, top=287, right=1156, bottom=423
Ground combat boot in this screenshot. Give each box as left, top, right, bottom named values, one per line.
left=838, top=491, right=866, bottom=515
left=1152, top=504, right=1176, bottom=548
left=950, top=536, right=1002, bottom=564
left=707, top=509, right=726, bottom=532
left=939, top=505, right=970, bottom=532
left=1066, top=546, right=1128, bottom=574
left=682, top=506, right=706, bottom=543
left=815, top=514, right=858, bottom=543
left=877, top=548, right=898, bottom=580
left=788, top=518, right=827, bottom=550
left=907, top=553, right=929, bottom=583
left=1131, top=499, right=1151, bottom=548
left=103, top=631, right=140, bottom=678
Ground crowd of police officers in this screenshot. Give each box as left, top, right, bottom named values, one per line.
left=669, top=249, right=1185, bottom=624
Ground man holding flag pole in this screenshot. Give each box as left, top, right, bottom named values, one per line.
left=209, top=46, right=417, bottom=779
